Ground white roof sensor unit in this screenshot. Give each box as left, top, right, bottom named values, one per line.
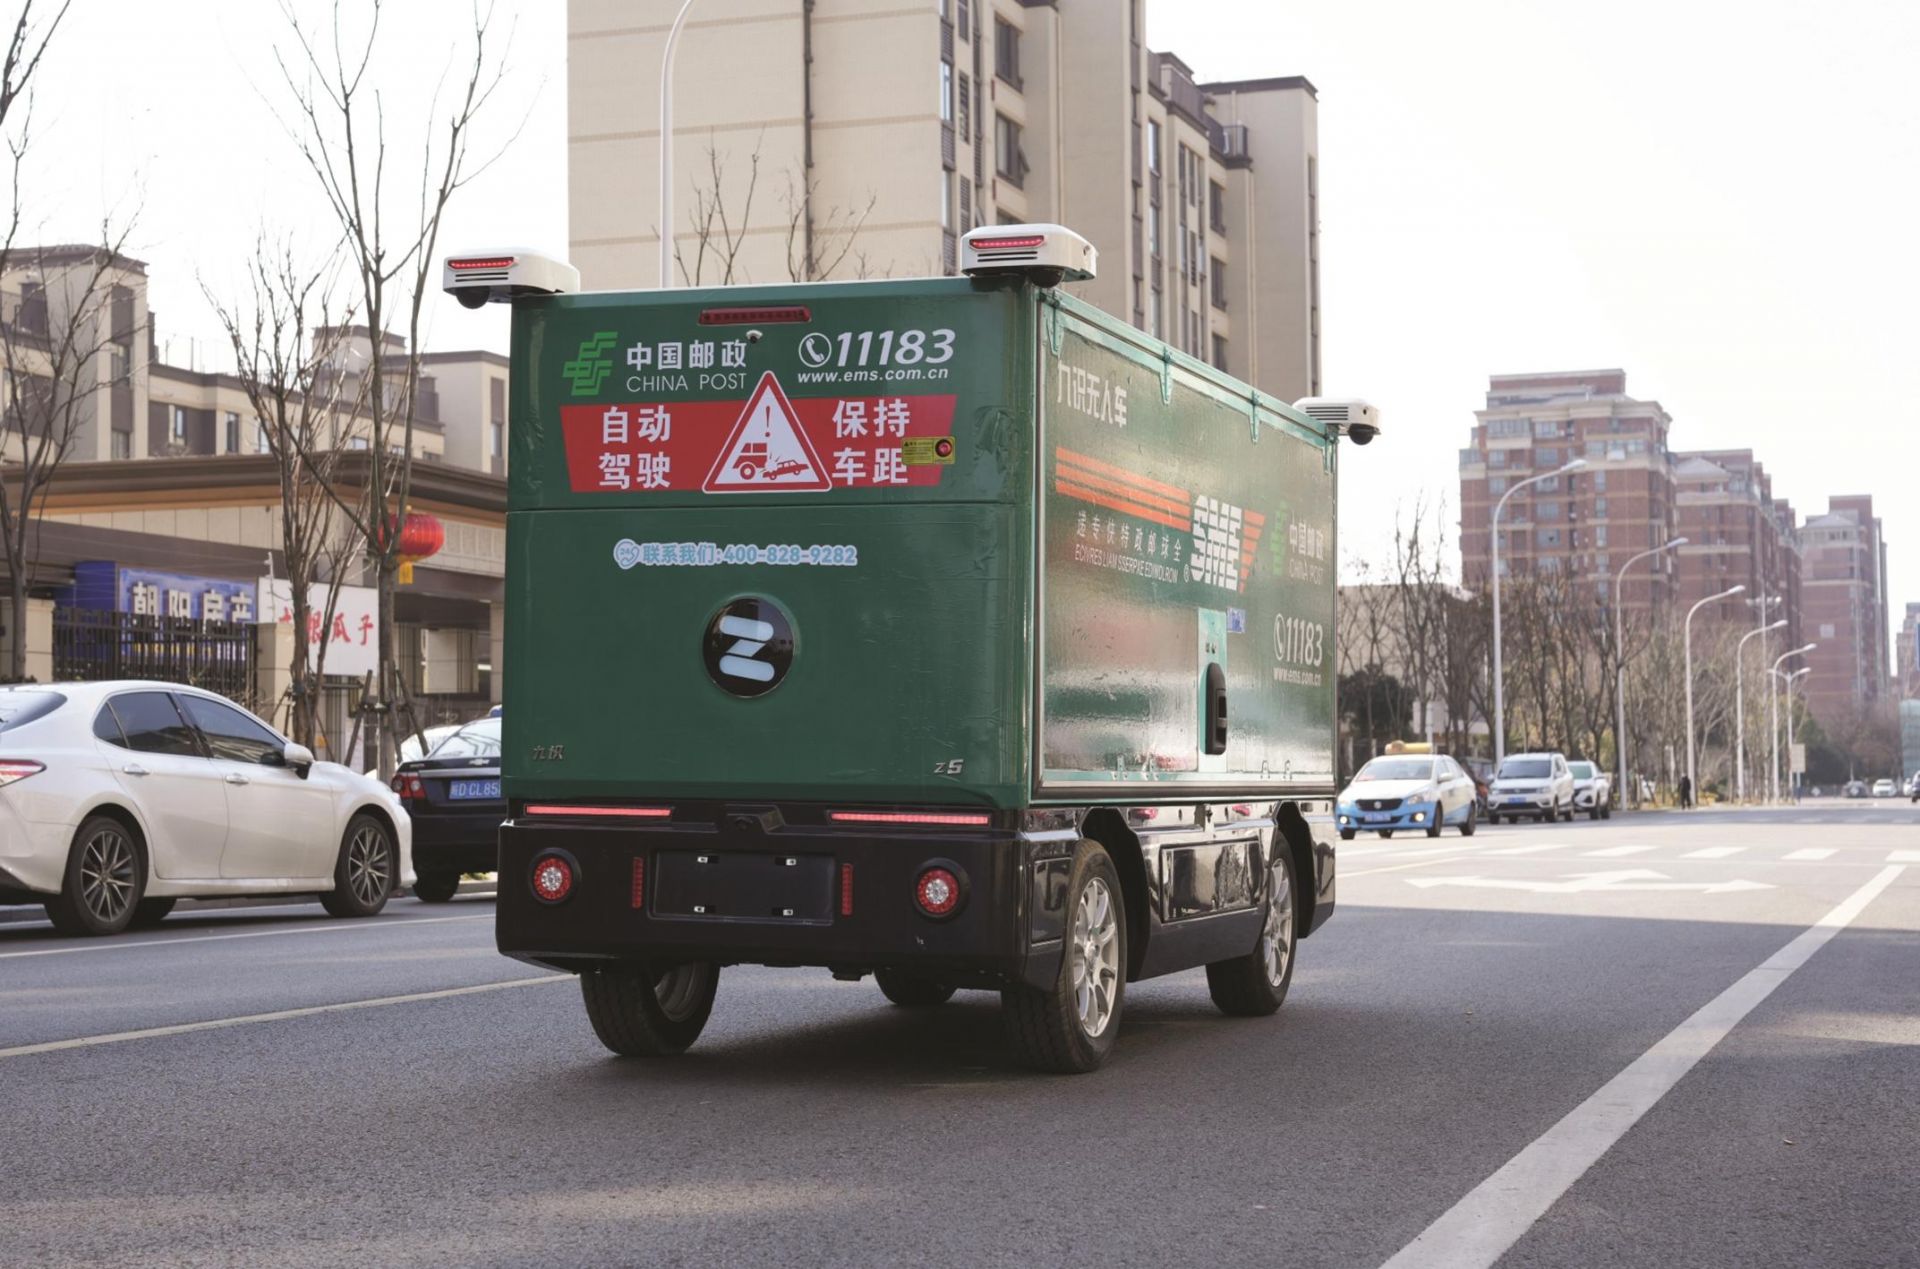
left=442, top=250, right=581, bottom=308
left=1293, top=397, right=1381, bottom=445
left=960, top=223, right=1097, bottom=288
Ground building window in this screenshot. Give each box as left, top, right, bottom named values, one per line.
left=224, top=411, right=239, bottom=454
left=1209, top=180, right=1225, bottom=233
left=1594, top=524, right=1608, bottom=547
left=941, top=169, right=953, bottom=230
left=1488, top=475, right=1508, bottom=495
left=957, top=73, right=970, bottom=135
left=1146, top=119, right=1161, bottom=174
left=1538, top=446, right=1560, bottom=466
left=1537, top=528, right=1561, bottom=548
left=255, top=419, right=269, bottom=453
left=994, top=114, right=1026, bottom=188
left=1487, top=449, right=1507, bottom=469
left=1147, top=202, right=1160, bottom=258
left=1533, top=419, right=1560, bottom=438
left=170, top=405, right=187, bottom=444
left=1211, top=334, right=1227, bottom=371
left=1537, top=475, right=1561, bottom=493
left=1594, top=496, right=1608, bottom=517
left=957, top=0, right=969, bottom=37
left=994, top=17, right=1021, bottom=88
left=1488, top=419, right=1529, bottom=438
left=111, top=430, right=131, bottom=461
left=1149, top=289, right=1162, bottom=340
left=1210, top=258, right=1227, bottom=309
left=1539, top=501, right=1561, bottom=521
left=940, top=60, right=953, bottom=123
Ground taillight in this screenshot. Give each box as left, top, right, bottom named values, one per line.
left=448, top=255, right=516, bottom=271
left=0, top=759, right=44, bottom=787
left=530, top=852, right=575, bottom=904
left=914, top=865, right=964, bottom=919
left=839, top=862, right=855, bottom=917
left=522, top=804, right=671, bottom=820
left=631, top=856, right=646, bottom=910
left=829, top=810, right=991, bottom=827
left=391, top=772, right=425, bottom=800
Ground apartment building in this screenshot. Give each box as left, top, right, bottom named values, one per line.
left=1458, top=370, right=1680, bottom=611
left=567, top=0, right=1323, bottom=401
left=1669, top=448, right=1801, bottom=645
left=1799, top=495, right=1890, bottom=728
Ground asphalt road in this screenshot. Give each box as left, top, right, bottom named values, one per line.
left=2, top=804, right=1915, bottom=1268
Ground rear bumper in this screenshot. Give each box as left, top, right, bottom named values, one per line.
left=496, top=815, right=1047, bottom=987
left=408, top=809, right=504, bottom=873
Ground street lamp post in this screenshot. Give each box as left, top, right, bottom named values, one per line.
left=1614, top=536, right=1687, bottom=808
left=1735, top=614, right=1786, bottom=802
left=1490, top=458, right=1586, bottom=764
left=1768, top=643, right=1816, bottom=803
left=1776, top=666, right=1810, bottom=800
left=658, top=0, right=701, bottom=289
left=1684, top=583, right=1745, bottom=804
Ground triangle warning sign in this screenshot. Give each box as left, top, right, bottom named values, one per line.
left=703, top=372, right=832, bottom=493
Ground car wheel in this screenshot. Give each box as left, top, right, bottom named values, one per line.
left=1588, top=807, right=1600, bottom=821
left=319, top=813, right=397, bottom=918
left=1338, top=828, right=1355, bottom=841
left=1459, top=803, right=1477, bottom=837
left=1002, top=841, right=1126, bottom=1073
left=412, top=871, right=461, bottom=904
left=874, top=970, right=956, bottom=1008
left=1487, top=812, right=1500, bottom=825
left=1206, top=848, right=1297, bottom=1017
left=1379, top=829, right=1395, bottom=839
left=581, top=962, right=720, bottom=1056
left=1425, top=809, right=1443, bottom=838
left=45, top=816, right=145, bottom=937
left=129, top=897, right=176, bottom=928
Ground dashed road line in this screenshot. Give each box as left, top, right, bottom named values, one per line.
left=1784, top=848, right=1835, bottom=861
left=1682, top=846, right=1744, bottom=859
left=0, top=914, right=489, bottom=960
left=1484, top=843, right=1566, bottom=856
left=1890, top=850, right=1920, bottom=863
left=1583, top=845, right=1655, bottom=858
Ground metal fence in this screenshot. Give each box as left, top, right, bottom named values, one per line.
left=52, top=608, right=257, bottom=705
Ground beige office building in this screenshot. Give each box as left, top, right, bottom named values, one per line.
left=568, top=0, right=1323, bottom=401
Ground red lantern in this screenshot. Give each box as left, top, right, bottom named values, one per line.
left=391, top=511, right=444, bottom=584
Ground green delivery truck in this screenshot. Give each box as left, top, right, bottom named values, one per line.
left=447, top=225, right=1377, bottom=1072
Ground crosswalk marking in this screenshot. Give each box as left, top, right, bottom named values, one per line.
left=1682, top=846, right=1744, bottom=859
left=1584, top=845, right=1655, bottom=858
left=1484, top=843, right=1565, bottom=856
left=1784, top=848, right=1836, bottom=861
left=1890, top=850, right=1920, bottom=864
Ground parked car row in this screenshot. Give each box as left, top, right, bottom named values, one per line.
left=0, top=681, right=505, bottom=937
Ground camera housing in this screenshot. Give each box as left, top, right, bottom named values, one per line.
left=1292, top=397, right=1382, bottom=445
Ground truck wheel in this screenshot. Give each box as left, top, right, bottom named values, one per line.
left=1459, top=803, right=1477, bottom=837
left=1206, top=849, right=1297, bottom=1017
left=412, top=871, right=460, bottom=904
left=581, top=962, right=719, bottom=1056
left=875, top=970, right=956, bottom=1008
left=319, top=814, right=396, bottom=918
left=45, top=816, right=146, bottom=937
left=1002, top=841, right=1125, bottom=1073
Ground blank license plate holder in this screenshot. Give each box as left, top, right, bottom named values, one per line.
left=651, top=851, right=834, bottom=923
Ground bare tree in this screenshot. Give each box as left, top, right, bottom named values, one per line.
left=204, top=235, right=365, bottom=747
left=676, top=136, right=760, bottom=287
left=782, top=168, right=877, bottom=282
left=272, top=0, right=512, bottom=773
left=0, top=1, right=143, bottom=681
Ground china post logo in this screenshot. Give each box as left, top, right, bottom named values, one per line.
left=562, top=331, right=618, bottom=396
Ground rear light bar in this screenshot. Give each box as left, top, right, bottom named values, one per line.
left=522, top=804, right=672, bottom=819
left=969, top=234, right=1046, bottom=250
left=828, top=810, right=991, bottom=827
left=698, top=305, right=812, bottom=325
left=839, top=862, right=854, bottom=917
left=631, top=857, right=646, bottom=909
left=0, top=759, right=45, bottom=787
left=448, top=255, right=516, bottom=271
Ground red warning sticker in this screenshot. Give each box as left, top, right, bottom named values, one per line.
left=559, top=372, right=957, bottom=494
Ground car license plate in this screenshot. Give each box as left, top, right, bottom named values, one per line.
left=1363, top=814, right=1389, bottom=824
left=1506, top=797, right=1529, bottom=806
left=449, top=779, right=501, bottom=801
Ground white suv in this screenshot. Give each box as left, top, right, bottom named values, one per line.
left=1487, top=752, right=1576, bottom=824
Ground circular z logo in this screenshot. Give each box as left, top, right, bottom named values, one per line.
left=703, top=596, right=795, bottom=697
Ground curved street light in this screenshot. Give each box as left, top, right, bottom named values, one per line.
left=1735, top=616, right=1787, bottom=801
left=1768, top=643, right=1816, bottom=803
left=1772, top=665, right=1811, bottom=800
left=1490, top=458, right=1586, bottom=763
left=1615, top=536, right=1687, bottom=807
left=1683, top=583, right=1744, bottom=804
left=658, top=0, right=701, bottom=288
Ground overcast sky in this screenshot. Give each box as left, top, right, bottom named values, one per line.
left=27, top=0, right=1919, bottom=649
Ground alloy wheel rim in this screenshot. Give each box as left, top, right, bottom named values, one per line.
left=80, top=829, right=136, bottom=923
left=654, top=964, right=706, bottom=1020
left=346, top=826, right=391, bottom=906
left=1070, top=876, right=1121, bottom=1038
left=1262, top=862, right=1295, bottom=987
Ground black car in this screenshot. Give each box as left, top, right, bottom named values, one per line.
left=392, top=717, right=502, bottom=902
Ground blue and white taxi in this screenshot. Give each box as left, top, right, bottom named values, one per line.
left=1335, top=752, right=1480, bottom=841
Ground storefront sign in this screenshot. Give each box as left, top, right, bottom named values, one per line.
left=258, top=579, right=381, bottom=679
left=72, top=562, right=259, bottom=623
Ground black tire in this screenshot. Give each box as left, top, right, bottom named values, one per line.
left=129, top=897, right=176, bottom=928
left=1425, top=809, right=1443, bottom=838
left=412, top=871, right=461, bottom=904
left=581, top=962, right=719, bottom=1056
left=1379, top=829, right=1395, bottom=839
left=1588, top=807, right=1601, bottom=821
left=319, top=813, right=396, bottom=918
left=1603, top=805, right=1613, bottom=820
left=1459, top=803, right=1477, bottom=837
left=1002, top=841, right=1126, bottom=1074
left=1206, top=847, right=1298, bottom=1017
left=45, top=815, right=145, bottom=937
left=875, top=970, right=956, bottom=1008
left=1487, top=812, right=1500, bottom=825
left=1338, top=828, right=1355, bottom=841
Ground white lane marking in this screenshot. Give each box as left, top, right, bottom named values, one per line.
left=1682, top=846, right=1744, bottom=859
left=1484, top=843, right=1566, bottom=856
left=1784, top=849, right=1835, bottom=861
left=1406, top=869, right=1772, bottom=896
left=1890, top=851, right=1920, bottom=864
left=0, top=974, right=568, bottom=1061
left=1584, top=845, right=1655, bottom=858
left=1379, top=864, right=1906, bottom=1269
left=1344, top=852, right=1486, bottom=879
left=0, top=914, right=489, bottom=960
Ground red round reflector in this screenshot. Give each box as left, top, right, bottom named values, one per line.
left=531, top=855, right=574, bottom=903
left=915, top=867, right=961, bottom=918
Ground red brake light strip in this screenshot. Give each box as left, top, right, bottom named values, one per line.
left=970, top=235, right=1045, bottom=250
left=828, top=810, right=991, bottom=827
left=523, top=804, right=672, bottom=819
left=449, top=256, right=516, bottom=270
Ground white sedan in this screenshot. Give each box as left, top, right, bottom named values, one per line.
left=0, top=681, right=413, bottom=936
